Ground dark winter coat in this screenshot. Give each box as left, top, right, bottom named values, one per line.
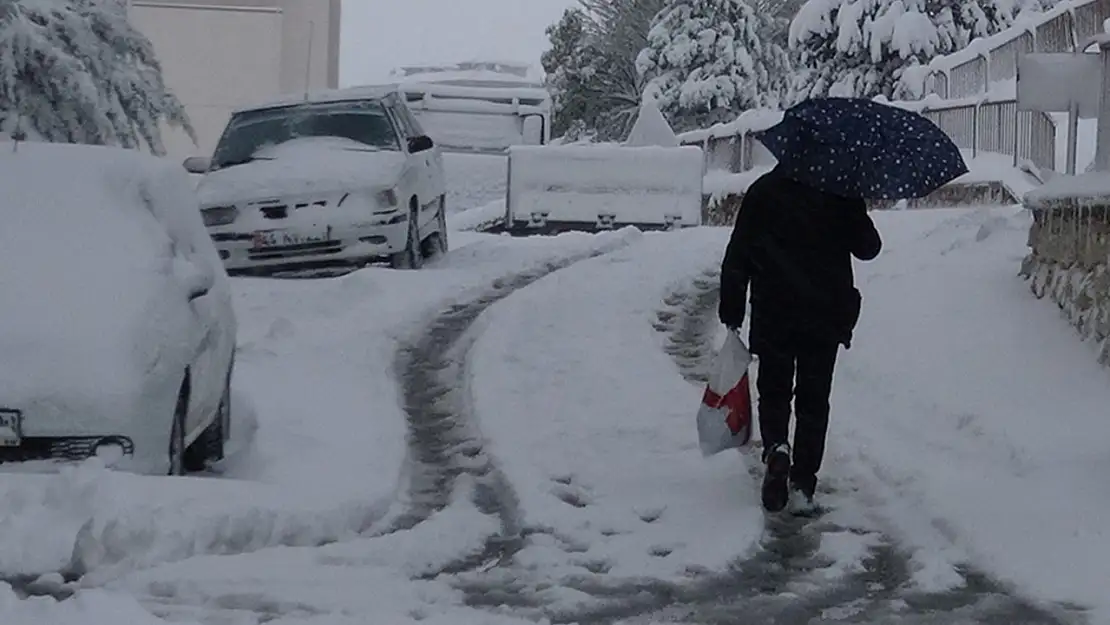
left=718, top=166, right=882, bottom=350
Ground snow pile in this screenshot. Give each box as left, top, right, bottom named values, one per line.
left=448, top=199, right=506, bottom=232
left=506, top=144, right=704, bottom=225
left=100, top=479, right=517, bottom=624
left=0, top=462, right=385, bottom=580
left=624, top=94, right=679, bottom=148
left=468, top=228, right=765, bottom=587
left=0, top=584, right=184, bottom=625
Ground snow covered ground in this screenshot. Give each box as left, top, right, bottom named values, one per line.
left=2, top=204, right=1109, bottom=624
left=444, top=152, right=508, bottom=215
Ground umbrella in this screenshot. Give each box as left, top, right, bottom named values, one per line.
left=752, top=97, right=969, bottom=200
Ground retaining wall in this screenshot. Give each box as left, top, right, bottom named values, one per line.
left=1021, top=191, right=1110, bottom=367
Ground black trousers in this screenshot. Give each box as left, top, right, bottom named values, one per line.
left=751, top=320, right=840, bottom=495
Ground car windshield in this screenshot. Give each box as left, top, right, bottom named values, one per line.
left=210, top=99, right=399, bottom=170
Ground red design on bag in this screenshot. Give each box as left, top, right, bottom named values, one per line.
left=701, top=373, right=753, bottom=444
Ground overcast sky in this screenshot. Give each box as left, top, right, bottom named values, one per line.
left=339, top=0, right=575, bottom=85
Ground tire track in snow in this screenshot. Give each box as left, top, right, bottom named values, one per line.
left=565, top=271, right=1085, bottom=625
left=452, top=270, right=1087, bottom=623
left=389, top=234, right=638, bottom=577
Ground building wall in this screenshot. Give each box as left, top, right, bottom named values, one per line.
left=127, top=0, right=341, bottom=159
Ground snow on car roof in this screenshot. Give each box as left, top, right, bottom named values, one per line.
left=0, top=141, right=202, bottom=407
left=235, top=84, right=402, bottom=114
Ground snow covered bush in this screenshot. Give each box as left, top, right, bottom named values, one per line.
left=637, top=0, right=791, bottom=132
left=0, top=0, right=192, bottom=154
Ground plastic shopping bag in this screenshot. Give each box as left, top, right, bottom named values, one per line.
left=696, top=330, right=754, bottom=457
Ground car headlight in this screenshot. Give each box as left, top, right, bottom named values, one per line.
left=201, top=205, right=238, bottom=227
left=337, top=189, right=399, bottom=213
left=375, top=188, right=398, bottom=209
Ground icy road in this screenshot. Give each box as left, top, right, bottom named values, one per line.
left=2, top=204, right=1108, bottom=625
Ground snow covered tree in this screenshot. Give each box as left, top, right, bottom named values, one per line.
left=0, top=0, right=192, bottom=154
left=579, top=0, right=666, bottom=140
left=923, top=0, right=1017, bottom=50
left=637, top=0, right=791, bottom=132
left=753, top=0, right=808, bottom=49
left=543, top=8, right=607, bottom=141
left=540, top=0, right=665, bottom=141
left=788, top=0, right=947, bottom=102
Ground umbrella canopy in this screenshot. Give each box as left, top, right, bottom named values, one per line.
left=752, top=97, right=969, bottom=200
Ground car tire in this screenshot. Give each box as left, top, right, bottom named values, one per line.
left=168, top=381, right=188, bottom=476
left=186, top=369, right=231, bottom=471
left=389, top=204, right=423, bottom=270
left=421, top=196, right=449, bottom=260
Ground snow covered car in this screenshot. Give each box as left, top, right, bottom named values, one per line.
left=185, top=86, right=448, bottom=274
left=0, top=142, right=237, bottom=476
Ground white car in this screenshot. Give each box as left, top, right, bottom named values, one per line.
left=0, top=142, right=238, bottom=475
left=185, top=86, right=449, bottom=275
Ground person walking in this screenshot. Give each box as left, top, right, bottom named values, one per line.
left=718, top=165, right=882, bottom=514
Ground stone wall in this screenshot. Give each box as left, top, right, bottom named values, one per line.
left=1020, top=195, right=1110, bottom=368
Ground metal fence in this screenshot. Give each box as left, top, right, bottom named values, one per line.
left=925, top=0, right=1110, bottom=99
left=681, top=99, right=1058, bottom=178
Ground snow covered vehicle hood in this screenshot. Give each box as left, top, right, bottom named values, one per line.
left=0, top=143, right=207, bottom=422
left=197, top=138, right=408, bottom=206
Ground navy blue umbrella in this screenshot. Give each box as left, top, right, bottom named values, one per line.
left=752, top=97, right=969, bottom=200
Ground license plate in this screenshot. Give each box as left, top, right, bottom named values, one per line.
left=252, top=228, right=332, bottom=249
left=0, top=409, right=22, bottom=447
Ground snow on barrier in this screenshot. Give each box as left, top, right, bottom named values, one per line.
left=906, top=0, right=1110, bottom=100
left=502, top=144, right=704, bottom=235
left=678, top=104, right=1049, bottom=224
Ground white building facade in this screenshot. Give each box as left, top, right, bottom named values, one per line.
left=126, top=0, right=341, bottom=159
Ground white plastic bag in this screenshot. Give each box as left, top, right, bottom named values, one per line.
left=696, top=330, right=754, bottom=457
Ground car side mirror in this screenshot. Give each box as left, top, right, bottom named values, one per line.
left=408, top=135, right=434, bottom=153
left=183, top=156, right=212, bottom=174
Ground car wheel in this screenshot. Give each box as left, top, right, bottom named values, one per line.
left=421, top=196, right=449, bottom=259
left=389, top=205, right=423, bottom=270
left=168, top=381, right=188, bottom=476
left=186, top=373, right=230, bottom=471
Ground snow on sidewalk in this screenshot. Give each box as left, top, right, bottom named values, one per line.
left=467, top=228, right=767, bottom=588
left=829, top=206, right=1110, bottom=620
